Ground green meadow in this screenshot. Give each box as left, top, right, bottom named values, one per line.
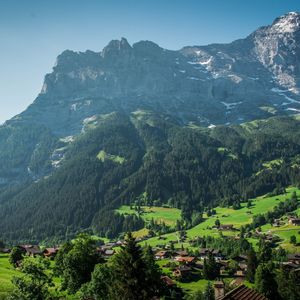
left=116, top=206, right=181, bottom=227
left=0, top=254, right=19, bottom=300
left=142, top=187, right=300, bottom=250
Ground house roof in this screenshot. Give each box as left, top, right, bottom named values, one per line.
left=161, top=276, right=175, bottom=286
left=288, top=253, right=300, bottom=260
left=219, top=285, right=268, bottom=300
left=175, top=256, right=196, bottom=263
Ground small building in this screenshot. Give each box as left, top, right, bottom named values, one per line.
left=288, top=217, right=300, bottom=226
left=155, top=250, right=171, bottom=259
left=161, top=276, right=176, bottom=287
left=173, top=265, right=191, bottom=279
left=218, top=284, right=268, bottom=300
left=219, top=224, right=234, bottom=231
left=232, top=255, right=247, bottom=263
left=20, top=245, right=42, bottom=256
left=175, top=256, right=196, bottom=265
left=175, top=250, right=188, bottom=257
left=43, top=247, right=59, bottom=258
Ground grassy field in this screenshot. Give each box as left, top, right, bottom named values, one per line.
left=0, top=254, right=19, bottom=300
left=142, top=187, right=300, bottom=250
left=116, top=206, right=181, bottom=227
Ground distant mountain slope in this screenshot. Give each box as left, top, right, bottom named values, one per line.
left=0, top=112, right=300, bottom=242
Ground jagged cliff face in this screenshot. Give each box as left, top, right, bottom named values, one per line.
left=2, top=12, right=300, bottom=184
left=7, top=12, right=300, bottom=137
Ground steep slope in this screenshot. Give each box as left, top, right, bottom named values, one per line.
left=1, top=112, right=300, bottom=242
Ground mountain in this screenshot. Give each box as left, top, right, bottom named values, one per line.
left=1, top=12, right=300, bottom=242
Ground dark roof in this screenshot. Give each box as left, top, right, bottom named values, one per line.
left=288, top=254, right=300, bottom=260
left=219, top=285, right=268, bottom=300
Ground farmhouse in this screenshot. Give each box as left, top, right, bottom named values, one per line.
left=173, top=265, right=191, bottom=279
left=288, top=217, right=300, bottom=226
left=217, top=284, right=268, bottom=300
left=155, top=250, right=171, bottom=259
left=43, top=247, right=59, bottom=258
left=20, top=245, right=42, bottom=256
left=175, top=256, right=196, bottom=265
left=161, top=276, right=176, bottom=287
left=219, top=224, right=234, bottom=231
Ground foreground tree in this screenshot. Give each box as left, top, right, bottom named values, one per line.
left=246, top=248, right=257, bottom=283
left=203, top=252, right=219, bottom=280
left=8, top=256, right=53, bottom=300
left=9, top=247, right=24, bottom=267
left=110, top=232, right=162, bottom=299
left=203, top=282, right=214, bottom=300
left=255, top=263, right=280, bottom=299
left=277, top=267, right=300, bottom=300
left=81, top=233, right=163, bottom=300
left=56, top=234, right=102, bottom=294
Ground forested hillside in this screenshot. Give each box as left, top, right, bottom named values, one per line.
left=0, top=111, right=300, bottom=243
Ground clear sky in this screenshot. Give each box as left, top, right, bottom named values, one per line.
left=1, top=0, right=300, bottom=123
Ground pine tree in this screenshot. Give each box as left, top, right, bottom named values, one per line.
left=246, top=248, right=257, bottom=283
left=110, top=232, right=162, bottom=300
left=255, top=263, right=279, bottom=299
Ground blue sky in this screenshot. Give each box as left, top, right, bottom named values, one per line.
left=1, top=0, right=300, bottom=123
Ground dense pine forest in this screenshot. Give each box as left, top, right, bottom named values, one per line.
left=1, top=112, right=300, bottom=243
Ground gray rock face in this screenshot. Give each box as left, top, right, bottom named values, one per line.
left=7, top=12, right=300, bottom=137
left=1, top=12, right=300, bottom=184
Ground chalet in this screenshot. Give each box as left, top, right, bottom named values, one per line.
left=214, top=281, right=225, bottom=299
left=172, top=265, right=191, bottom=279
left=161, top=276, right=176, bottom=287
left=218, top=284, right=268, bottom=300
left=288, top=217, right=300, bottom=226
left=20, top=245, right=42, bottom=256
left=219, top=224, right=234, bottom=231
left=155, top=250, right=171, bottom=259
left=43, top=247, right=59, bottom=258
left=175, top=256, right=196, bottom=265
left=287, top=253, right=300, bottom=264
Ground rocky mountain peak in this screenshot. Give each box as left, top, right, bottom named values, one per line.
left=271, top=11, right=300, bottom=33
left=101, top=37, right=132, bottom=58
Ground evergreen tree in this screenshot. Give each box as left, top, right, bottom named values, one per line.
left=9, top=247, right=24, bottom=267
left=110, top=232, right=162, bottom=300
left=246, top=248, right=257, bottom=283
left=203, top=252, right=219, bottom=280
left=255, top=263, right=280, bottom=299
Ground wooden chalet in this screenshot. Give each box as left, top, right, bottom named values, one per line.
left=20, top=245, right=42, bottom=256
left=288, top=217, right=300, bottom=226
left=155, top=250, right=171, bottom=259
left=219, top=224, right=234, bottom=231
left=173, top=265, right=191, bottom=279
left=217, top=284, right=268, bottom=300
left=175, top=256, right=196, bottom=265
left=161, top=276, right=176, bottom=287
left=43, top=247, right=59, bottom=258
